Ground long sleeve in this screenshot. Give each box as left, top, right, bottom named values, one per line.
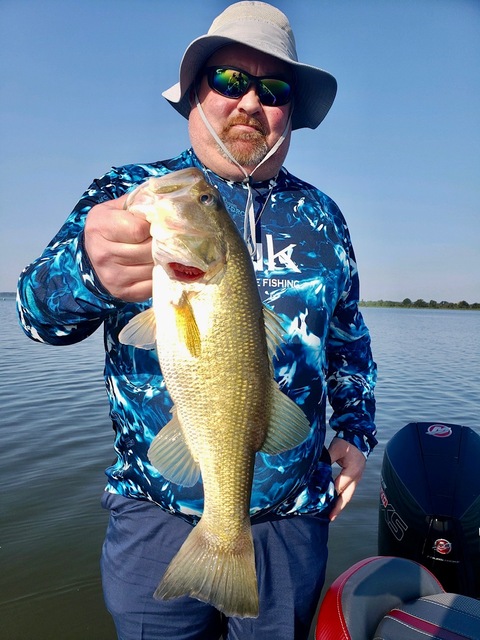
left=326, top=241, right=377, bottom=456
left=16, top=166, right=154, bottom=345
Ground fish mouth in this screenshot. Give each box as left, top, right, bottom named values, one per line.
left=168, top=262, right=206, bottom=283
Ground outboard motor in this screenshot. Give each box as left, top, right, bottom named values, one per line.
left=378, top=422, right=480, bottom=598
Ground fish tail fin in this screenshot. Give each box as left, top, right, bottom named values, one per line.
left=155, top=519, right=259, bottom=618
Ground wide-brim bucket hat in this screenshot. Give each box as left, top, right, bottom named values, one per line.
left=163, top=1, right=337, bottom=131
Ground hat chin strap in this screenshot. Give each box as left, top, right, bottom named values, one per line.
left=194, top=91, right=291, bottom=258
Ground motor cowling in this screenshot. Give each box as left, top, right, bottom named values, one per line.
left=378, top=422, right=480, bottom=597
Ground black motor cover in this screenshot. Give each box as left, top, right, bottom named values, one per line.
left=378, top=422, right=480, bottom=597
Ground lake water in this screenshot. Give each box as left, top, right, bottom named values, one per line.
left=1, top=300, right=479, bottom=639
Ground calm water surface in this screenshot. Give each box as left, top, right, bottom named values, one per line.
left=1, top=300, right=479, bottom=639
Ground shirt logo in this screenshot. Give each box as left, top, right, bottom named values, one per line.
left=253, top=234, right=300, bottom=273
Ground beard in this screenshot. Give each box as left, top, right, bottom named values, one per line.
left=218, top=116, right=269, bottom=167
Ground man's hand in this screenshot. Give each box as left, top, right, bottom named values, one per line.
left=327, top=436, right=366, bottom=522
left=84, top=194, right=154, bottom=302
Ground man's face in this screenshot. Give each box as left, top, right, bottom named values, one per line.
left=189, top=44, right=293, bottom=179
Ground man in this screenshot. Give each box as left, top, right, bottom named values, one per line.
left=17, top=2, right=376, bottom=639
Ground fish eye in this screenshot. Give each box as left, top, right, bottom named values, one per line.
left=199, top=192, right=216, bottom=206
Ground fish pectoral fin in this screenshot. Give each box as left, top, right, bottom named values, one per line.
left=148, top=409, right=201, bottom=487
left=174, top=292, right=201, bottom=357
left=118, top=308, right=157, bottom=350
left=260, top=384, right=311, bottom=455
left=263, top=305, right=285, bottom=360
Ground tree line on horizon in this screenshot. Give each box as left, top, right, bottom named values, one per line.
left=360, top=298, right=480, bottom=310
left=2, top=290, right=479, bottom=310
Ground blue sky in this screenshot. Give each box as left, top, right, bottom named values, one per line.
left=1, top=0, right=479, bottom=302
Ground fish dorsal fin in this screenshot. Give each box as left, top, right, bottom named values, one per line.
left=118, top=308, right=157, bottom=350
left=148, top=408, right=201, bottom=487
left=260, top=383, right=311, bottom=455
left=263, top=305, right=285, bottom=360
left=175, top=292, right=201, bottom=357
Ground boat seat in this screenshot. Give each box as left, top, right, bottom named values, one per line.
left=373, top=591, right=480, bottom=639
left=316, top=556, right=444, bottom=640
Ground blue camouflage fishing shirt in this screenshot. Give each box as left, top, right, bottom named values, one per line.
left=17, top=148, right=377, bottom=524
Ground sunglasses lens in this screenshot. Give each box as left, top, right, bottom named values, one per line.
left=208, top=68, right=292, bottom=106
left=258, top=79, right=291, bottom=106
left=210, top=68, right=249, bottom=99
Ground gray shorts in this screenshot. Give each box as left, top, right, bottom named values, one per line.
left=100, top=492, right=329, bottom=640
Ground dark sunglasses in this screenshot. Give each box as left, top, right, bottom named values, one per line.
left=204, top=66, right=293, bottom=107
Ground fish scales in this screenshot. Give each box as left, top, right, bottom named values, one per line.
left=119, top=167, right=310, bottom=618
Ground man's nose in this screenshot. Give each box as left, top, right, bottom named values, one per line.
left=236, top=86, right=262, bottom=113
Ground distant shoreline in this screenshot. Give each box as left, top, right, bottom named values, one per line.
left=360, top=299, right=480, bottom=310
left=3, top=290, right=479, bottom=310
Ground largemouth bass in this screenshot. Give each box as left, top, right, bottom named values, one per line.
left=119, top=167, right=310, bottom=618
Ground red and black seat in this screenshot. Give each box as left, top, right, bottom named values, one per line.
left=316, top=556, right=480, bottom=640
